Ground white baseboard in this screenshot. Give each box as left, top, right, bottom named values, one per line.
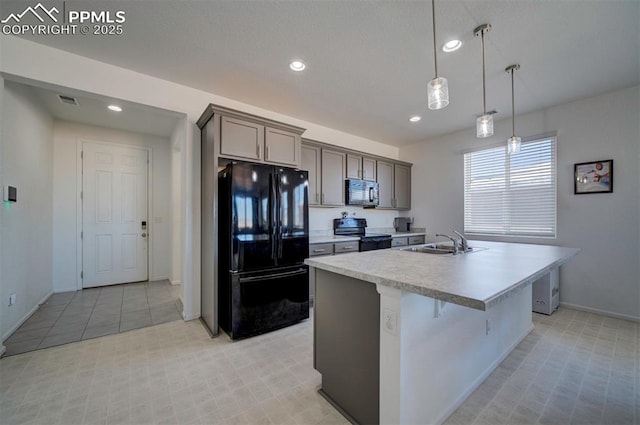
left=2, top=290, right=54, bottom=342
left=434, top=323, right=535, bottom=425
left=150, top=275, right=171, bottom=283
left=560, top=302, right=639, bottom=323
left=170, top=279, right=181, bottom=286
left=54, top=287, right=77, bottom=293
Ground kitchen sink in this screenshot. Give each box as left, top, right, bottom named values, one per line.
left=401, top=243, right=487, bottom=255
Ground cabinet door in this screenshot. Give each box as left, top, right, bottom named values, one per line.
left=391, top=237, right=408, bottom=247
left=394, top=164, right=411, bottom=210
left=309, top=243, right=334, bottom=257
left=346, top=154, right=363, bottom=179
left=220, top=116, right=264, bottom=161
left=265, top=127, right=298, bottom=166
left=377, top=160, right=394, bottom=208
left=362, top=157, right=377, bottom=181
left=302, top=145, right=321, bottom=206
left=321, top=149, right=346, bottom=206
left=334, top=241, right=359, bottom=254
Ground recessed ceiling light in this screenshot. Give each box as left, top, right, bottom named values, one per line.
left=289, top=60, right=306, bottom=72
left=442, top=39, right=462, bottom=53
left=108, top=105, right=122, bottom=112
left=409, top=116, right=421, bottom=123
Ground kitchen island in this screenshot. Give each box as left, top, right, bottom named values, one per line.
left=304, top=241, right=579, bottom=425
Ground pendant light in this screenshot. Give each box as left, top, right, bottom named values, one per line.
left=506, top=64, right=521, bottom=154
left=474, top=24, right=493, bottom=138
left=427, top=0, right=449, bottom=110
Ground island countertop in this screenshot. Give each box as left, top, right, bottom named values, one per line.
left=305, top=240, right=580, bottom=310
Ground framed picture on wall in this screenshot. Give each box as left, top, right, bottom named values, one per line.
left=574, top=159, right=613, bottom=194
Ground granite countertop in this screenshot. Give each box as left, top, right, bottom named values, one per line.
left=305, top=240, right=580, bottom=311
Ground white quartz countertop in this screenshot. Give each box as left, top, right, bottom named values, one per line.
left=305, top=241, right=580, bottom=310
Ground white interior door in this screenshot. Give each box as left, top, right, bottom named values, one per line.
left=82, top=142, right=148, bottom=288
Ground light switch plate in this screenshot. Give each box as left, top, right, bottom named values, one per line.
left=3, top=185, right=17, bottom=202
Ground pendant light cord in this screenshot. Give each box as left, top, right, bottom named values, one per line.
left=481, top=30, right=487, bottom=114
left=432, top=0, right=438, bottom=77
left=510, top=68, right=516, bottom=137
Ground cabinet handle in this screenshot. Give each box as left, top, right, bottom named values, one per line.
left=341, top=246, right=355, bottom=251
left=256, top=142, right=261, bottom=159
left=313, top=249, right=326, bottom=253
left=266, top=145, right=270, bottom=160
left=316, top=193, right=319, bottom=203
left=358, top=169, right=362, bottom=178
left=321, top=193, right=325, bottom=204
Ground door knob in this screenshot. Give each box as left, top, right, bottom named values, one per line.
left=141, top=233, right=147, bottom=237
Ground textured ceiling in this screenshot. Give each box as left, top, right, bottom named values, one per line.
left=10, top=0, right=640, bottom=146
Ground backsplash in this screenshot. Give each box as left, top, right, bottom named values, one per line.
left=309, top=206, right=402, bottom=233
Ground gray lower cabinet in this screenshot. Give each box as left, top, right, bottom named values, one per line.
left=321, top=149, right=346, bottom=206
left=309, top=243, right=334, bottom=257
left=391, top=237, right=408, bottom=247
left=409, top=235, right=425, bottom=245
left=333, top=241, right=359, bottom=254
left=302, top=144, right=321, bottom=205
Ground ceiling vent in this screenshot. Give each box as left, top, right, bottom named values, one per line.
left=57, top=94, right=79, bottom=106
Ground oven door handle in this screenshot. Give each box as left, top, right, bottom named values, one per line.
left=238, top=268, right=307, bottom=283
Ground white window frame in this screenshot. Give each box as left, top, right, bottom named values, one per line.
left=463, top=132, right=557, bottom=239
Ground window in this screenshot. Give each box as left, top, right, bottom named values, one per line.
left=463, top=134, right=557, bottom=238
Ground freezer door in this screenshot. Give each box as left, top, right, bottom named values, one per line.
left=227, top=266, right=310, bottom=339
left=229, top=163, right=277, bottom=272
left=276, top=168, right=309, bottom=267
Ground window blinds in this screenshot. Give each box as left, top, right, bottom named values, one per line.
left=463, top=136, right=557, bottom=238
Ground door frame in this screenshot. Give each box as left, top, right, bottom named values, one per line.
left=75, top=139, right=154, bottom=290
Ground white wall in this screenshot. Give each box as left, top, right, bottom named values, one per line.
left=52, top=121, right=172, bottom=292
left=401, top=86, right=640, bottom=320
left=170, top=119, right=184, bottom=286
left=1, top=81, right=54, bottom=339
left=0, top=35, right=400, bottom=320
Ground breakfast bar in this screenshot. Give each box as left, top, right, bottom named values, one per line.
left=305, top=241, right=580, bottom=425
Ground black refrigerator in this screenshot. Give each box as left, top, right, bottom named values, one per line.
left=218, top=162, right=309, bottom=340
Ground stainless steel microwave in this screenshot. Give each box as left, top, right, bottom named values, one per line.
left=345, top=179, right=379, bottom=207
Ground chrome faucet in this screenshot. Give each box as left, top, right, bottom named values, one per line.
left=435, top=233, right=459, bottom=254
left=453, top=231, right=469, bottom=252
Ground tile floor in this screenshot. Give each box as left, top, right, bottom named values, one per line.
left=3, top=280, right=182, bottom=357
left=0, top=307, right=637, bottom=425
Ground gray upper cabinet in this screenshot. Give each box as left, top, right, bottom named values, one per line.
left=200, top=105, right=305, bottom=167
left=394, top=164, right=411, bottom=210
left=265, top=127, right=299, bottom=166
left=346, top=154, right=363, bottom=179
left=220, top=116, right=264, bottom=161
left=302, top=144, right=321, bottom=205
left=362, top=157, right=377, bottom=181
left=377, top=160, right=411, bottom=210
left=347, top=154, right=377, bottom=182
left=377, top=160, right=394, bottom=208
left=321, top=149, right=346, bottom=206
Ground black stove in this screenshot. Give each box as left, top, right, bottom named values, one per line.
left=333, top=218, right=392, bottom=251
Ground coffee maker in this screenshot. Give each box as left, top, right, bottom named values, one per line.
left=393, top=217, right=414, bottom=232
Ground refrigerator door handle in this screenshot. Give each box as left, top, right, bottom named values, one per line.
left=270, top=173, right=277, bottom=261
left=277, top=175, right=284, bottom=258
left=238, top=268, right=307, bottom=283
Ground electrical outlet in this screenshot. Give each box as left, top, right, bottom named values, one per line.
left=383, top=308, right=397, bottom=335
left=8, top=294, right=16, bottom=306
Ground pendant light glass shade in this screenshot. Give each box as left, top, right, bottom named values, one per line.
left=428, top=76, right=449, bottom=110
left=507, top=136, right=521, bottom=154
left=476, top=114, right=493, bottom=138
left=427, top=0, right=449, bottom=110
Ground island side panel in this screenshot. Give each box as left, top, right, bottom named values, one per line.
left=398, top=286, right=534, bottom=424
left=314, top=268, right=380, bottom=425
